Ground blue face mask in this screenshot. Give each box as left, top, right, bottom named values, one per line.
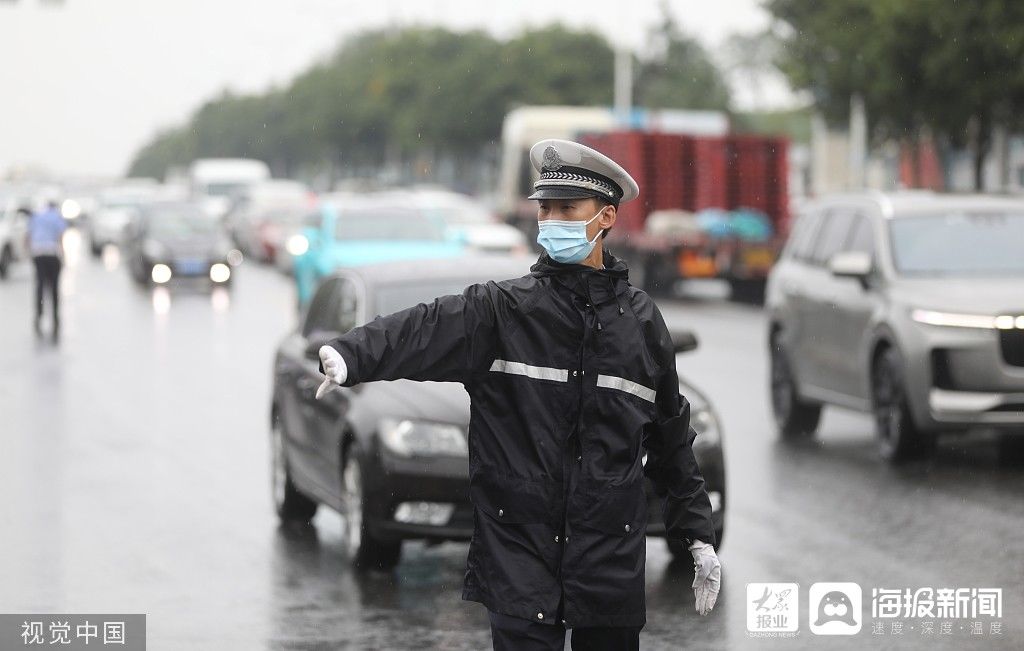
left=537, top=207, right=605, bottom=264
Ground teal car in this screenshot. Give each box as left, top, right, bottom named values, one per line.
left=291, top=195, right=467, bottom=306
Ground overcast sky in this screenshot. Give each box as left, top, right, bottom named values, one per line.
left=0, top=0, right=792, bottom=177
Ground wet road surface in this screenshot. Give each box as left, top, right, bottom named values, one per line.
left=1, top=232, right=1021, bottom=650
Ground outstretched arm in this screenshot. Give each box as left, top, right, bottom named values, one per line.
left=317, top=282, right=498, bottom=395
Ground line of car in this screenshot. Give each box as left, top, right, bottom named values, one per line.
left=13, top=178, right=1021, bottom=571
left=268, top=189, right=1024, bottom=574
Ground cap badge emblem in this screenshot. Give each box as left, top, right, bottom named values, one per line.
left=542, top=146, right=564, bottom=171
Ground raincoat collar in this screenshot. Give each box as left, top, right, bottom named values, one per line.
left=530, top=249, right=631, bottom=309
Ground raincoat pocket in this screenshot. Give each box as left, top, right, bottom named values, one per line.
left=574, top=483, right=648, bottom=537
left=470, top=473, right=554, bottom=525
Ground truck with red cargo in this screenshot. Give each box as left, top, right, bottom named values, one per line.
left=497, top=106, right=790, bottom=302
left=579, top=131, right=789, bottom=302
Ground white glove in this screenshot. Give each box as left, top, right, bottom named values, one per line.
left=315, top=345, right=348, bottom=400
left=689, top=539, right=721, bottom=616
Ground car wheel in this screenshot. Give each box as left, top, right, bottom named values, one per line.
left=665, top=525, right=724, bottom=560
left=872, top=348, right=936, bottom=463
left=270, top=417, right=318, bottom=522
left=0, top=245, right=11, bottom=280
left=997, top=431, right=1024, bottom=467
left=770, top=336, right=822, bottom=439
left=342, top=447, right=402, bottom=571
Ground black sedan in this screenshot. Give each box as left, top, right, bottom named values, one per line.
left=122, top=201, right=240, bottom=288
left=270, top=255, right=726, bottom=569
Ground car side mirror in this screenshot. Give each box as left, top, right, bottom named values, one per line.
left=670, top=329, right=699, bottom=354
left=304, top=330, right=342, bottom=361
left=829, top=251, right=873, bottom=280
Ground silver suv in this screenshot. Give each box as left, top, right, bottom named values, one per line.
left=766, top=192, right=1024, bottom=464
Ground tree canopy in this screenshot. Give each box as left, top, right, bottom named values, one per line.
left=766, top=0, right=1024, bottom=187
left=128, top=24, right=731, bottom=182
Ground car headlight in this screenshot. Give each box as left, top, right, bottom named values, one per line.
left=61, top=199, right=81, bottom=220
left=379, top=418, right=468, bottom=457
left=286, top=234, right=309, bottom=256
left=151, top=264, right=172, bottom=284
left=911, top=309, right=1024, bottom=330
left=690, top=405, right=721, bottom=450
left=209, top=263, right=231, bottom=283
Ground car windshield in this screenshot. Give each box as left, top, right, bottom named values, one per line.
left=335, top=208, right=445, bottom=241
left=265, top=208, right=312, bottom=227
left=375, top=279, right=479, bottom=316
left=422, top=203, right=493, bottom=225
left=103, top=198, right=145, bottom=209
left=205, top=182, right=246, bottom=197
left=147, top=208, right=219, bottom=238
left=889, top=212, right=1024, bottom=275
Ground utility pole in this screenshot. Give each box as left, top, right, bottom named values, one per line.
left=849, top=93, right=867, bottom=189
left=614, top=48, right=633, bottom=126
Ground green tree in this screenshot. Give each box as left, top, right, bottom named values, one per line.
left=766, top=0, right=1024, bottom=189
left=634, top=4, right=731, bottom=110
left=129, top=24, right=725, bottom=182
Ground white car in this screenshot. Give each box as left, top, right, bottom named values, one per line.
left=222, top=179, right=313, bottom=261
left=0, top=199, right=30, bottom=280
left=404, top=189, right=529, bottom=254
left=85, top=184, right=159, bottom=257
left=188, top=158, right=271, bottom=218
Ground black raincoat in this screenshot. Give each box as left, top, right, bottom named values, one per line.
left=321, top=250, right=715, bottom=628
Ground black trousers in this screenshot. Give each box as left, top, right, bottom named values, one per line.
left=489, top=611, right=641, bottom=651
left=33, top=255, right=61, bottom=330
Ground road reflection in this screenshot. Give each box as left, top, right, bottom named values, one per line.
left=267, top=519, right=491, bottom=650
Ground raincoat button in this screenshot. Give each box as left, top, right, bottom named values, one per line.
left=624, top=524, right=631, bottom=533
left=572, top=370, right=578, bottom=377
left=498, top=509, right=504, bottom=517
left=561, top=619, right=567, bottom=625
left=576, top=455, right=582, bottom=462
left=555, top=535, right=560, bottom=543
left=585, top=303, right=591, bottom=308
left=537, top=613, right=544, bottom=620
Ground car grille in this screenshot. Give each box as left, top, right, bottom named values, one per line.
left=930, top=349, right=956, bottom=389
left=1001, top=329, right=1024, bottom=367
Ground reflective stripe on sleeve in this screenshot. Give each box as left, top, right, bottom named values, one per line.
left=596, top=374, right=656, bottom=403
left=489, top=359, right=569, bottom=382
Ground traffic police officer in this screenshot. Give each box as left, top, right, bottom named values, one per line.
left=316, top=140, right=721, bottom=650
left=26, top=198, right=68, bottom=340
